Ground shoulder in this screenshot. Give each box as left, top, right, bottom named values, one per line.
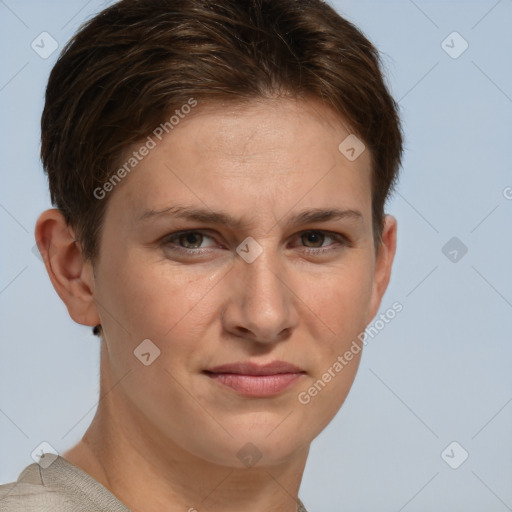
left=0, top=462, right=74, bottom=511
left=0, top=454, right=129, bottom=512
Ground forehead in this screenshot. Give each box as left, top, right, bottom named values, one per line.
left=168, top=98, right=365, bottom=170
left=106, top=98, right=373, bottom=224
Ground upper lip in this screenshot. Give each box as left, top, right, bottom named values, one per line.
left=205, top=361, right=305, bottom=376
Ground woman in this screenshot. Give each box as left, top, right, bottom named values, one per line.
left=0, top=0, right=402, bottom=510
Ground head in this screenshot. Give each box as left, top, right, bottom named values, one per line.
left=36, top=0, right=402, bottom=469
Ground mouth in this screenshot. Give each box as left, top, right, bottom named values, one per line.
left=203, top=361, right=306, bottom=397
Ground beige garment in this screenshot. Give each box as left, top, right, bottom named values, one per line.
left=0, top=455, right=308, bottom=511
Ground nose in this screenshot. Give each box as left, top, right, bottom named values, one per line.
left=221, top=243, right=300, bottom=344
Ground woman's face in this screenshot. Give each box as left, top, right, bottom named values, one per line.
left=90, top=98, right=395, bottom=468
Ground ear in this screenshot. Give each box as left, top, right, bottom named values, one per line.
left=34, top=208, right=100, bottom=327
left=366, top=214, right=397, bottom=324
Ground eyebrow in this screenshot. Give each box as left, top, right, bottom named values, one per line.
left=138, top=205, right=363, bottom=229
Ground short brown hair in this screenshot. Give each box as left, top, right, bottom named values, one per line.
left=41, top=0, right=403, bottom=262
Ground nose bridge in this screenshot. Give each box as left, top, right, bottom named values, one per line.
left=244, top=242, right=284, bottom=301
left=225, top=238, right=298, bottom=342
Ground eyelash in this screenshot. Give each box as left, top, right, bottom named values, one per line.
left=161, top=230, right=351, bottom=256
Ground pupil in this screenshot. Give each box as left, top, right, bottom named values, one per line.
left=304, top=231, right=323, bottom=247
left=181, top=232, right=202, bottom=248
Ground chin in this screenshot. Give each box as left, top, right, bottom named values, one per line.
left=186, top=421, right=309, bottom=469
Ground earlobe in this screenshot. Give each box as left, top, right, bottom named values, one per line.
left=35, top=209, right=100, bottom=327
left=366, top=214, right=397, bottom=324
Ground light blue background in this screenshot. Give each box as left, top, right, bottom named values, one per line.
left=1, top=1, right=511, bottom=510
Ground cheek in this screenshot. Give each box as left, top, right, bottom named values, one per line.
left=293, top=266, right=371, bottom=434
left=93, top=255, right=226, bottom=390
left=101, top=251, right=226, bottom=341
left=293, top=256, right=373, bottom=414
left=304, top=257, right=374, bottom=340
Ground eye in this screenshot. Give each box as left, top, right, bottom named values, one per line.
left=161, top=229, right=350, bottom=258
left=176, top=231, right=205, bottom=249
left=301, top=231, right=327, bottom=248
left=297, top=230, right=350, bottom=253
left=163, top=230, right=218, bottom=253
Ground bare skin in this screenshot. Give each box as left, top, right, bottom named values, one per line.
left=36, top=98, right=397, bottom=512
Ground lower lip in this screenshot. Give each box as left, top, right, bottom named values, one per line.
left=206, top=372, right=304, bottom=397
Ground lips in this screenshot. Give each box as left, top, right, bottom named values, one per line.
left=204, top=360, right=306, bottom=397
left=206, top=360, right=304, bottom=375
